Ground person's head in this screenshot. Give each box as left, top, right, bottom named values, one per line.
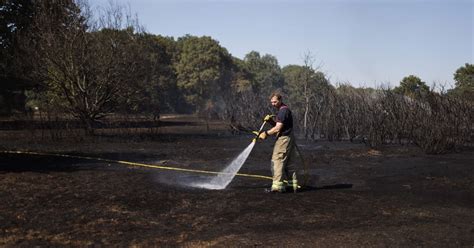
left=270, top=92, right=283, bottom=108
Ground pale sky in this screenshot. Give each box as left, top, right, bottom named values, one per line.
left=93, top=0, right=473, bottom=88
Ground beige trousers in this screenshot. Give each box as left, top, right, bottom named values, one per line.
left=271, top=135, right=297, bottom=191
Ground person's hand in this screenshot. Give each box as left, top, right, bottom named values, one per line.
left=258, top=131, right=268, bottom=140
left=252, top=131, right=268, bottom=140
left=263, top=114, right=274, bottom=122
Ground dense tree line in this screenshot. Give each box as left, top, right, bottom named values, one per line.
left=1, top=0, right=472, bottom=153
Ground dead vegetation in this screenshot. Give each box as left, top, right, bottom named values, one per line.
left=227, top=87, right=473, bottom=154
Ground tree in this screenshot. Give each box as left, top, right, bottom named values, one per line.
left=0, top=0, right=35, bottom=115
left=220, top=56, right=265, bottom=130
left=0, top=0, right=34, bottom=71
left=228, top=57, right=252, bottom=93
left=149, top=35, right=181, bottom=113
left=174, top=35, right=233, bottom=113
left=394, top=75, right=430, bottom=97
left=451, top=63, right=474, bottom=100
left=91, top=28, right=153, bottom=113
left=119, top=33, right=180, bottom=118
left=282, top=65, right=307, bottom=132
left=282, top=58, right=330, bottom=139
left=27, top=0, right=148, bottom=133
left=243, top=51, right=284, bottom=94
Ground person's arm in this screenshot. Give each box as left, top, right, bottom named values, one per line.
left=266, top=122, right=283, bottom=136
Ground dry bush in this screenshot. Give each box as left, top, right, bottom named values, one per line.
left=410, top=93, right=472, bottom=154
left=334, top=85, right=372, bottom=142
left=220, top=90, right=271, bottom=134
left=290, top=85, right=472, bottom=154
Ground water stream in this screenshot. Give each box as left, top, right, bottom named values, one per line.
left=188, top=141, right=256, bottom=190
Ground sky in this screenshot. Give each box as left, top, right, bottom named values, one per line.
left=93, top=0, right=473, bottom=88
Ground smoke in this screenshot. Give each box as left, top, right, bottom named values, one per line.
left=186, top=141, right=256, bottom=190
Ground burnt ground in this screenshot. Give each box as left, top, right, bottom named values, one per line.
left=0, top=116, right=473, bottom=247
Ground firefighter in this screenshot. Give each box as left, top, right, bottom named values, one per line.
left=257, top=92, right=298, bottom=193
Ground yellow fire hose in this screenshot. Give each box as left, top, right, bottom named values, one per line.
left=0, top=150, right=273, bottom=181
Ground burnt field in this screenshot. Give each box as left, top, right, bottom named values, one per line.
left=0, top=115, right=473, bottom=247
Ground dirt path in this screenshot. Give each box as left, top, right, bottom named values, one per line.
left=0, top=120, right=473, bottom=246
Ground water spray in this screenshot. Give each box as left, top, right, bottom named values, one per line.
left=189, top=120, right=268, bottom=190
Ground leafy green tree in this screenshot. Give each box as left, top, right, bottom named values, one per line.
left=228, top=57, right=252, bottom=93
left=0, top=0, right=36, bottom=115
left=174, top=35, right=233, bottom=112
left=0, top=0, right=34, bottom=69
left=243, top=51, right=284, bottom=94
left=282, top=65, right=308, bottom=109
left=394, top=75, right=430, bottom=97
left=451, top=63, right=474, bottom=100
left=151, top=35, right=182, bottom=113
left=217, top=55, right=276, bottom=131
left=122, top=33, right=180, bottom=118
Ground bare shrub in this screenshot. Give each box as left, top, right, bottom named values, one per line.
left=411, top=93, right=472, bottom=154
left=287, top=83, right=472, bottom=153
left=220, top=89, right=271, bottom=134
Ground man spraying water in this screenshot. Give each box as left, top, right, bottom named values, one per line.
left=255, top=92, right=299, bottom=193
left=190, top=92, right=300, bottom=192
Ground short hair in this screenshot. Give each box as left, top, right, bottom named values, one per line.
left=270, top=92, right=282, bottom=101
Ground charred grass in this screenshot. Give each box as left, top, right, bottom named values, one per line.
left=0, top=116, right=473, bottom=246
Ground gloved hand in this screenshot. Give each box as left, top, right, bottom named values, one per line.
left=263, top=114, right=274, bottom=122
left=252, top=130, right=268, bottom=140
